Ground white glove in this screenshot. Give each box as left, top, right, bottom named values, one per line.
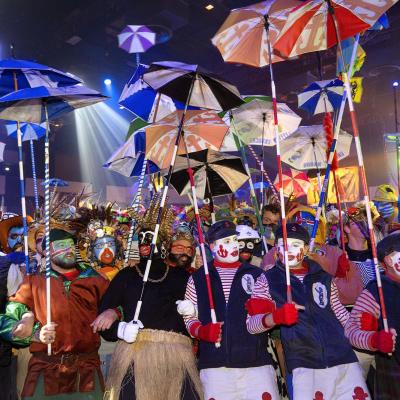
left=117, top=320, right=144, bottom=343
left=176, top=300, right=197, bottom=317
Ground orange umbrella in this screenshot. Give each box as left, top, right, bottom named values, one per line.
left=211, top=0, right=300, bottom=67
left=274, top=168, right=311, bottom=198
left=145, top=110, right=229, bottom=169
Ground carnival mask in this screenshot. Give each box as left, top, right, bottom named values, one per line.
left=212, top=235, right=239, bottom=263
left=8, top=226, right=24, bottom=251
left=93, top=235, right=116, bottom=265
left=169, top=239, right=194, bottom=268
left=50, top=238, right=76, bottom=270
left=138, top=230, right=165, bottom=259
left=277, top=238, right=306, bottom=268
left=387, top=251, right=400, bottom=278
left=238, top=239, right=255, bottom=262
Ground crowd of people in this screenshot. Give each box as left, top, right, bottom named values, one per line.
left=0, top=183, right=399, bottom=400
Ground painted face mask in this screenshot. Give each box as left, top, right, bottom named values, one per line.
left=277, top=238, right=306, bottom=268
left=169, top=241, right=194, bottom=268
left=137, top=230, right=165, bottom=259
left=238, top=239, right=255, bottom=262
left=93, top=235, right=116, bottom=265
left=213, top=235, right=239, bottom=263
left=50, top=238, right=76, bottom=270
left=8, top=226, right=24, bottom=251
left=388, top=251, right=400, bottom=277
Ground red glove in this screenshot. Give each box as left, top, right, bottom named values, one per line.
left=370, top=330, right=395, bottom=353
left=190, top=322, right=223, bottom=343
left=335, top=252, right=350, bottom=278
left=272, top=303, right=298, bottom=326
left=245, top=298, right=276, bottom=316
left=360, top=312, right=378, bottom=331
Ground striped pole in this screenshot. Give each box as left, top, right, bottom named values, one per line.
left=12, top=72, right=30, bottom=274
left=43, top=104, right=52, bottom=355
left=29, top=139, right=40, bottom=213
left=260, top=113, right=266, bottom=208
left=133, top=77, right=198, bottom=323
left=265, top=20, right=291, bottom=303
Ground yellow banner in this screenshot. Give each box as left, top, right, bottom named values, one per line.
left=350, top=77, right=363, bottom=103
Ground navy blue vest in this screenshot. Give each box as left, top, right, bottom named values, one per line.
left=192, top=262, right=272, bottom=370
left=367, top=276, right=400, bottom=361
left=265, top=260, right=356, bottom=372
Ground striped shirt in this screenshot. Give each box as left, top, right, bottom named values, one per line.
left=247, top=273, right=349, bottom=334
left=344, top=289, right=380, bottom=350
left=184, top=266, right=238, bottom=335
left=352, top=259, right=376, bottom=288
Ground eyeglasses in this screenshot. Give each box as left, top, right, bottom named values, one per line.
left=170, top=244, right=194, bottom=256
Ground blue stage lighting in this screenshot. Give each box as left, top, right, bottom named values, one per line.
left=394, top=81, right=399, bottom=88
left=104, top=78, right=112, bottom=86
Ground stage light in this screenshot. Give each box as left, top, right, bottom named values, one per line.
left=119, top=105, right=124, bottom=110
left=205, top=4, right=214, bottom=10
left=104, top=78, right=112, bottom=86
left=4, top=166, right=10, bottom=172
left=394, top=81, right=399, bottom=88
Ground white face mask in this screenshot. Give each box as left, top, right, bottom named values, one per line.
left=277, top=238, right=306, bottom=268
left=388, top=251, right=400, bottom=277
left=213, top=235, right=239, bottom=263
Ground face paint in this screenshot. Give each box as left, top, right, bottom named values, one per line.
left=277, top=238, right=306, bottom=268
left=7, top=226, right=24, bottom=251
left=138, top=230, right=155, bottom=259
left=168, top=239, right=194, bottom=268
left=388, top=251, right=400, bottom=278
left=50, top=238, right=76, bottom=270
left=213, top=235, right=239, bottom=263
left=238, top=239, right=255, bottom=262
left=93, top=236, right=116, bottom=265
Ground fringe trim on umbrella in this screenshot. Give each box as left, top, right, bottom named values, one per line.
left=105, top=329, right=203, bottom=400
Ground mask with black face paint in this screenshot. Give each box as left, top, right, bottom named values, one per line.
left=238, top=239, right=256, bottom=262
left=138, top=230, right=165, bottom=260
left=8, top=226, right=24, bottom=251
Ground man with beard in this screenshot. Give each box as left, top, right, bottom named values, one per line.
left=93, top=200, right=202, bottom=400
left=167, top=226, right=196, bottom=272
left=0, top=228, right=109, bottom=399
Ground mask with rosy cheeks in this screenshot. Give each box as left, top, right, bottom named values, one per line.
left=277, top=238, right=306, bottom=268
left=93, top=236, right=116, bottom=265
left=212, top=235, right=239, bottom=263
left=388, top=251, right=400, bottom=277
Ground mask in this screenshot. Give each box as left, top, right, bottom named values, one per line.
left=138, top=230, right=165, bottom=259
left=388, top=251, right=400, bottom=277
left=168, top=241, right=194, bottom=268
left=8, top=226, right=24, bottom=251
left=277, top=238, right=306, bottom=268
left=238, top=239, right=255, bottom=262
left=212, top=235, right=239, bottom=263
left=50, top=238, right=76, bottom=270
left=93, top=236, right=116, bottom=265
left=376, top=202, right=395, bottom=220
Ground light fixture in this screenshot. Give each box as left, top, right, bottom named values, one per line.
left=4, top=166, right=10, bottom=172
left=205, top=4, right=214, bottom=10
left=393, top=81, right=399, bottom=87
left=104, top=78, right=112, bottom=86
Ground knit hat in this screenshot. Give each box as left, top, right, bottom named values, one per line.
left=377, top=233, right=400, bottom=262
left=275, top=223, right=310, bottom=245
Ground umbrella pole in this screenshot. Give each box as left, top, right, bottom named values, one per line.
left=29, top=139, right=40, bottom=216
left=206, top=174, right=216, bottom=224
left=230, top=115, right=268, bottom=254
left=330, top=9, right=389, bottom=332
left=43, top=103, right=52, bottom=355
left=12, top=72, right=30, bottom=275
left=265, top=20, right=291, bottom=303
left=260, top=113, right=266, bottom=209
left=311, top=139, right=322, bottom=191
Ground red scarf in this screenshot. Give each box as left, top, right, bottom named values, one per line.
left=214, top=260, right=241, bottom=269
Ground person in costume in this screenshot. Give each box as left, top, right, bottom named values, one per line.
left=0, top=227, right=109, bottom=399
left=246, top=223, right=369, bottom=400
left=27, top=223, right=45, bottom=275
left=345, top=233, right=400, bottom=399
left=166, top=224, right=196, bottom=273
left=181, top=219, right=280, bottom=400
left=236, top=224, right=262, bottom=267
left=373, top=184, right=399, bottom=234
left=94, top=197, right=202, bottom=400
left=262, top=203, right=281, bottom=247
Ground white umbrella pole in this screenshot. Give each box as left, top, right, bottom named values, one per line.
left=29, top=139, right=40, bottom=214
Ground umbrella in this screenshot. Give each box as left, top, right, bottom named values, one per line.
left=119, top=64, right=193, bottom=122
left=274, top=168, right=311, bottom=198
left=170, top=149, right=249, bottom=199
left=0, top=142, right=5, bottom=161
left=298, top=79, right=344, bottom=115
left=143, top=61, right=243, bottom=112
left=6, top=121, right=46, bottom=211
left=41, top=178, right=69, bottom=187
left=118, top=25, right=156, bottom=54
left=145, top=110, right=229, bottom=169
left=281, top=125, right=352, bottom=170
left=133, top=61, right=243, bottom=339
left=0, top=84, right=106, bottom=355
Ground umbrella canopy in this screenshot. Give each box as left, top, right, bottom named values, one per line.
left=104, top=130, right=159, bottom=177
left=231, top=97, right=301, bottom=145
left=0, top=58, right=81, bottom=96
left=298, top=79, right=344, bottom=115
left=274, top=0, right=396, bottom=58
left=169, top=149, right=248, bottom=199
left=211, top=0, right=300, bottom=67
left=119, top=64, right=193, bottom=122
left=0, top=85, right=107, bottom=123
left=281, top=125, right=352, bottom=170
left=5, top=121, right=46, bottom=141
left=118, top=25, right=156, bottom=54
left=145, top=110, right=229, bottom=169
left=143, top=61, right=243, bottom=112
left=274, top=168, right=311, bottom=198
left=41, top=178, right=69, bottom=187
left=0, top=142, right=5, bottom=162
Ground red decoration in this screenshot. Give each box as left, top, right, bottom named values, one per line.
left=262, top=393, right=272, bottom=400
left=353, top=386, right=369, bottom=400
left=324, top=112, right=338, bottom=171
left=314, top=391, right=325, bottom=400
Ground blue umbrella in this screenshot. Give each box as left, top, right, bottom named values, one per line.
left=119, top=63, right=195, bottom=122
left=298, top=79, right=344, bottom=115
left=6, top=122, right=46, bottom=210
left=41, top=178, right=69, bottom=187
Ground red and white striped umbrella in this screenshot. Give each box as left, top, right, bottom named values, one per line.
left=118, top=25, right=156, bottom=54
left=274, top=168, right=311, bottom=198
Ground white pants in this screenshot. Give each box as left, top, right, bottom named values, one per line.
left=200, top=365, right=280, bottom=400
left=292, top=362, right=370, bottom=400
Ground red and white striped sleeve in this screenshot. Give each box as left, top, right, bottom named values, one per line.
left=246, top=274, right=275, bottom=334
left=344, top=289, right=381, bottom=351
left=330, top=281, right=349, bottom=327
left=183, top=275, right=201, bottom=336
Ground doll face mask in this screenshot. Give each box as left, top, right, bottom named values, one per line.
left=277, top=238, right=306, bottom=268
left=212, top=235, right=239, bottom=263
left=93, top=235, right=116, bottom=265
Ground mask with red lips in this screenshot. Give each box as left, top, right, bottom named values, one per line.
left=277, top=238, right=306, bottom=268
left=387, top=251, right=400, bottom=279
left=212, top=235, right=239, bottom=263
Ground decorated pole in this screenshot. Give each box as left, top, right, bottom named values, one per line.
left=29, top=139, right=40, bottom=215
